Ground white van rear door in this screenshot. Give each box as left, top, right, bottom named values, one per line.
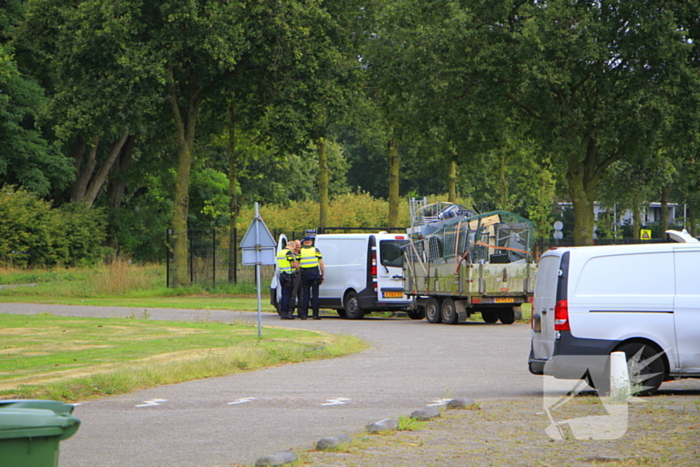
left=531, top=253, right=561, bottom=360
left=377, top=236, right=409, bottom=301
left=674, top=248, right=700, bottom=371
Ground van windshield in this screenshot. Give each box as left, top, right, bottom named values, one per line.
left=379, top=240, right=409, bottom=268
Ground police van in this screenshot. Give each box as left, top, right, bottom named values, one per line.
left=528, top=230, right=700, bottom=395
left=271, top=233, right=411, bottom=319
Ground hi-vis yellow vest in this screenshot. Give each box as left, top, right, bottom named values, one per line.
left=276, top=248, right=293, bottom=273
left=299, top=247, right=320, bottom=269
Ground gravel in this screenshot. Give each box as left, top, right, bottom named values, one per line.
left=300, top=395, right=700, bottom=467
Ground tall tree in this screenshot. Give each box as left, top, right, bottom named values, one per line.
left=489, top=0, right=700, bottom=245
left=0, top=2, right=72, bottom=195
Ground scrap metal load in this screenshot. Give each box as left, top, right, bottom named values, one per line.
left=404, top=200, right=536, bottom=325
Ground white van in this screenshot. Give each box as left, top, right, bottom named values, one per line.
left=316, top=233, right=410, bottom=319
left=528, top=233, right=700, bottom=395
left=271, top=233, right=411, bottom=319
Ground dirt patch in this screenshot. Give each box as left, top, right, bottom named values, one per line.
left=304, top=396, right=700, bottom=466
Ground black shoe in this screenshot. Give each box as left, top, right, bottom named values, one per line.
left=300, top=316, right=307, bottom=320
left=312, top=316, right=321, bottom=320
left=281, top=315, right=294, bottom=320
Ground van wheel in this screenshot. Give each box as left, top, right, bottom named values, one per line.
left=498, top=308, right=515, bottom=325
left=441, top=298, right=458, bottom=324
left=482, top=310, right=498, bottom=323
left=407, top=307, right=426, bottom=320
left=617, top=342, right=667, bottom=396
left=425, top=298, right=442, bottom=323
left=344, top=291, right=364, bottom=320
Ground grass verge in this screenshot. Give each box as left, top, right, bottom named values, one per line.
left=0, top=313, right=367, bottom=402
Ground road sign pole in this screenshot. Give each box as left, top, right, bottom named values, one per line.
left=255, top=203, right=262, bottom=338
left=239, top=201, right=277, bottom=339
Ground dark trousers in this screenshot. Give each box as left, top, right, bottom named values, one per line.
left=279, top=273, right=295, bottom=317
left=300, top=271, right=321, bottom=318
left=292, top=273, right=302, bottom=315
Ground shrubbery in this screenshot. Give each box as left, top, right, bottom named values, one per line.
left=0, top=187, right=107, bottom=267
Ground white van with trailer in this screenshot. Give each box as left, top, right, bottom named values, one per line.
left=271, top=233, right=411, bottom=319
left=528, top=230, right=700, bottom=395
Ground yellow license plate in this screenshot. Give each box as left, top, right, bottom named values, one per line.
left=383, top=291, right=403, bottom=298
left=494, top=297, right=515, bottom=303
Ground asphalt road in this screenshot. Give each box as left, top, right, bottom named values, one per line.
left=2, top=303, right=698, bottom=467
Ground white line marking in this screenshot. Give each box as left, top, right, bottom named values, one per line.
left=322, top=398, right=350, bottom=406
left=227, top=397, right=257, bottom=405
left=135, top=399, right=167, bottom=408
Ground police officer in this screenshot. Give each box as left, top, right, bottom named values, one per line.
left=290, top=239, right=303, bottom=317
left=276, top=241, right=299, bottom=319
left=299, top=236, right=325, bottom=320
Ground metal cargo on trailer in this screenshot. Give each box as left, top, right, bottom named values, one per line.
left=403, top=199, right=536, bottom=324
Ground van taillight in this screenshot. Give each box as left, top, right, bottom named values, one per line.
left=554, top=300, right=570, bottom=331
left=370, top=252, right=377, bottom=276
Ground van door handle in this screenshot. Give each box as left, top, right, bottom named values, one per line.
left=392, top=275, right=404, bottom=280
left=541, top=309, right=547, bottom=314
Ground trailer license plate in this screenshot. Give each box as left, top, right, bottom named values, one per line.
left=383, top=291, right=403, bottom=298
left=494, top=297, right=515, bottom=303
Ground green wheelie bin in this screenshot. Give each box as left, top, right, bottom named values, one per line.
left=0, top=400, right=81, bottom=467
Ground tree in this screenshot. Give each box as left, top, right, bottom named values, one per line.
left=489, top=1, right=700, bottom=245
left=0, top=2, right=72, bottom=196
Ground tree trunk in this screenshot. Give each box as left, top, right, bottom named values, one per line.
left=71, top=138, right=99, bottom=202
left=228, top=105, right=239, bottom=283
left=690, top=207, right=696, bottom=237
left=168, top=73, right=200, bottom=288
left=84, top=130, right=130, bottom=207
left=447, top=161, right=457, bottom=203
left=660, top=186, right=670, bottom=234
left=106, top=135, right=136, bottom=210
left=104, top=134, right=136, bottom=257
left=387, top=130, right=400, bottom=229
left=632, top=193, right=642, bottom=240
left=498, top=151, right=508, bottom=209
left=317, top=137, right=329, bottom=230
left=566, top=149, right=598, bottom=246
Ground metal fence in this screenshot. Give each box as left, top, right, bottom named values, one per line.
left=165, top=228, right=312, bottom=288
left=166, top=227, right=670, bottom=288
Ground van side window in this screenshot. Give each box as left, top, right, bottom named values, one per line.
left=675, top=250, right=700, bottom=295
left=575, top=252, right=674, bottom=296
left=380, top=240, right=409, bottom=268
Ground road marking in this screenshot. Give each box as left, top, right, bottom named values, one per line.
left=428, top=398, right=452, bottom=407
left=322, top=398, right=350, bottom=406
left=136, top=399, right=167, bottom=408
left=227, top=397, right=257, bottom=405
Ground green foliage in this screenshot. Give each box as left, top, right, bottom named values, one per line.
left=0, top=186, right=106, bottom=267
left=238, top=191, right=412, bottom=233
left=397, top=415, right=428, bottom=431
left=0, top=41, right=72, bottom=195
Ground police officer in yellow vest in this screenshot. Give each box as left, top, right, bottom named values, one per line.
left=299, top=236, right=325, bottom=320
left=276, top=242, right=299, bottom=320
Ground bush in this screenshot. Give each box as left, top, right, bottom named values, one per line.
left=0, top=186, right=107, bottom=267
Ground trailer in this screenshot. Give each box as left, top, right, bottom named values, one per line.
left=403, top=199, right=536, bottom=324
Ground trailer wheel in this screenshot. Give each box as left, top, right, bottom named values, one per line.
left=441, top=298, right=458, bottom=324
left=425, top=298, right=442, bottom=323
left=482, top=310, right=498, bottom=323
left=407, top=307, right=426, bottom=320
left=498, top=308, right=516, bottom=325
left=343, top=290, right=364, bottom=320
